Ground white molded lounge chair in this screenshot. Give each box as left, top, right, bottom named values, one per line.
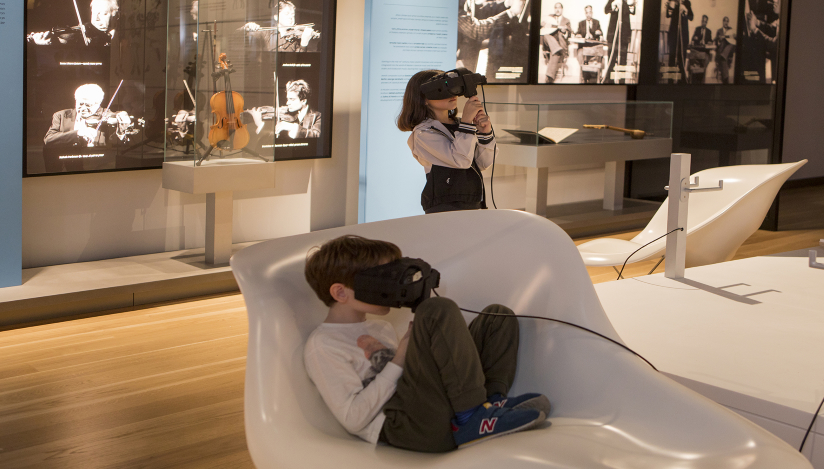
left=231, top=210, right=811, bottom=468
left=578, top=160, right=807, bottom=271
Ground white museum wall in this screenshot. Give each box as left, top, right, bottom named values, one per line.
left=782, top=0, right=824, bottom=180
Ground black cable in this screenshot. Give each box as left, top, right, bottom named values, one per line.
left=480, top=84, right=497, bottom=209
left=616, top=227, right=684, bottom=280
left=432, top=289, right=657, bottom=372
left=799, top=393, right=824, bottom=453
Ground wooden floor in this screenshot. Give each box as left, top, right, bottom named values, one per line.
left=1, top=186, right=822, bottom=468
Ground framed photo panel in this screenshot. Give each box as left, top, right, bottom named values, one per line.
left=657, top=0, right=740, bottom=84
left=456, top=0, right=533, bottom=83
left=537, top=0, right=645, bottom=84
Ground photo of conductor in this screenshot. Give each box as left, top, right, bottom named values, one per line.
left=240, top=0, right=321, bottom=53
left=741, top=0, right=779, bottom=84
left=28, top=0, right=119, bottom=47
left=456, top=0, right=531, bottom=83
left=658, top=0, right=738, bottom=84
left=537, top=0, right=642, bottom=84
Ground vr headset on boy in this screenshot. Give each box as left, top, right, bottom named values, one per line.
left=353, top=258, right=440, bottom=312
left=420, top=68, right=487, bottom=100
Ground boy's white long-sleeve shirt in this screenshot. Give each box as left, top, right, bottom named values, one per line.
left=304, top=320, right=403, bottom=444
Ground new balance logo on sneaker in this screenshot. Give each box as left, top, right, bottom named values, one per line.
left=452, top=402, right=545, bottom=449
left=479, top=417, right=498, bottom=434
left=488, top=393, right=551, bottom=416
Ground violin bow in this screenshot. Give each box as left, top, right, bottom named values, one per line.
left=71, top=0, right=89, bottom=45
left=94, top=79, right=125, bottom=133
left=183, top=79, right=196, bottom=106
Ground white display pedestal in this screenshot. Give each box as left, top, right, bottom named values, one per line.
left=496, top=138, right=672, bottom=215
left=162, top=159, right=276, bottom=264
left=595, top=247, right=824, bottom=466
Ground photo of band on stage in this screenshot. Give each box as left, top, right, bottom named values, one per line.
left=537, top=0, right=644, bottom=84
left=164, top=0, right=334, bottom=164
left=658, top=0, right=739, bottom=84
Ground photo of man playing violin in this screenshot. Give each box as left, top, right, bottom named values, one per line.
left=240, top=0, right=321, bottom=53
left=28, top=0, right=118, bottom=47
left=44, top=83, right=134, bottom=148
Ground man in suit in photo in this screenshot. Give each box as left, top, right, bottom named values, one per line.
left=603, top=0, right=636, bottom=83
left=576, top=5, right=602, bottom=39
left=715, top=16, right=736, bottom=84
left=665, top=0, right=694, bottom=82
left=541, top=2, right=572, bottom=83
left=575, top=5, right=604, bottom=83
left=688, top=14, right=713, bottom=83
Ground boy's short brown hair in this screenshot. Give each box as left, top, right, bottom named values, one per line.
left=305, top=235, right=402, bottom=306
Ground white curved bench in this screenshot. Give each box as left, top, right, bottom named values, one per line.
left=578, top=160, right=807, bottom=269
left=232, top=209, right=811, bottom=468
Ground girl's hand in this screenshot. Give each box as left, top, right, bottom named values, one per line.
left=474, top=110, right=492, bottom=134
left=461, top=96, right=484, bottom=124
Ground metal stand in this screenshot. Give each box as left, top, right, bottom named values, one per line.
left=810, top=240, right=824, bottom=270
left=664, top=153, right=724, bottom=279
left=206, top=191, right=233, bottom=264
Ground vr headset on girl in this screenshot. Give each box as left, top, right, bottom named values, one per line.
left=420, top=68, right=487, bottom=100
left=353, top=258, right=440, bottom=312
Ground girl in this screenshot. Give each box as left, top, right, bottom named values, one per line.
left=397, top=70, right=496, bottom=214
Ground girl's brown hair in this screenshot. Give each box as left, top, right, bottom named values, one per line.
left=304, top=235, right=402, bottom=306
left=396, top=70, right=443, bottom=132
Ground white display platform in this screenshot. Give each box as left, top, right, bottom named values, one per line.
left=595, top=245, right=824, bottom=466
left=162, top=159, right=276, bottom=264
left=0, top=241, right=258, bottom=328
left=496, top=138, right=672, bottom=214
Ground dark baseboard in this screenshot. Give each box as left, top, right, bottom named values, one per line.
left=782, top=176, right=824, bottom=190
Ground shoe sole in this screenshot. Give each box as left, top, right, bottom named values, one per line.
left=457, top=411, right=546, bottom=449
left=512, top=395, right=551, bottom=417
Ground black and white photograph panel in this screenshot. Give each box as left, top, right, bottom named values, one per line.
left=456, top=0, right=532, bottom=84
left=741, top=0, right=780, bottom=84
left=658, top=0, right=739, bottom=84
left=38, top=80, right=144, bottom=174
left=25, top=0, right=162, bottom=175
left=537, top=0, right=644, bottom=84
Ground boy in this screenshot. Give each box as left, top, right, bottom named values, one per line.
left=303, top=235, right=550, bottom=452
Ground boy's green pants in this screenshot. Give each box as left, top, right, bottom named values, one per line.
left=380, top=296, right=519, bottom=452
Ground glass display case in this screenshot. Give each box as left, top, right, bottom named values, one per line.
left=481, top=101, right=673, bottom=216
left=679, top=99, right=774, bottom=166
left=164, top=0, right=335, bottom=166
left=483, top=101, right=673, bottom=146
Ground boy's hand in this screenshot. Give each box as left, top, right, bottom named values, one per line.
left=461, top=96, right=484, bottom=124
left=474, top=110, right=492, bottom=134
left=391, top=322, right=413, bottom=368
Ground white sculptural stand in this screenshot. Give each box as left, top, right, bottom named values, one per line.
left=664, top=153, right=724, bottom=279
left=162, top=159, right=276, bottom=264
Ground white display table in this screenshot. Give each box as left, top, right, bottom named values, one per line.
left=496, top=138, right=672, bottom=215
left=162, top=159, right=276, bottom=264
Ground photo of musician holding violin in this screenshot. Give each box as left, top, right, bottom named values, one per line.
left=28, top=0, right=119, bottom=47
left=240, top=0, right=321, bottom=53
left=41, top=83, right=138, bottom=172
left=658, top=0, right=739, bottom=84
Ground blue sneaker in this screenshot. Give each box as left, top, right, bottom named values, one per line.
left=488, top=393, right=551, bottom=416
left=452, top=403, right=545, bottom=448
